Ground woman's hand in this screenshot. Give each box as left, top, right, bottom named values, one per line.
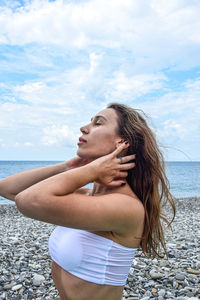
left=66, top=157, right=91, bottom=170
left=89, top=142, right=136, bottom=187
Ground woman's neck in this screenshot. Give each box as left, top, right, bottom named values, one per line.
left=91, top=181, right=136, bottom=199
left=91, top=182, right=114, bottom=196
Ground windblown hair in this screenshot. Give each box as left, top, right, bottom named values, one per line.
left=107, top=103, right=176, bottom=258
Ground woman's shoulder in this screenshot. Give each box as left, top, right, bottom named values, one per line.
left=75, top=185, right=144, bottom=217
left=111, top=187, right=145, bottom=231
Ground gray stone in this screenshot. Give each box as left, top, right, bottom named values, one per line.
left=144, top=290, right=151, bottom=296
left=176, top=273, right=185, bottom=281
left=11, top=284, right=23, bottom=291
left=149, top=270, right=163, bottom=279
left=32, top=274, right=45, bottom=286
left=158, top=289, right=166, bottom=297
left=1, top=292, right=6, bottom=299
left=3, top=281, right=16, bottom=290
left=186, top=291, right=195, bottom=297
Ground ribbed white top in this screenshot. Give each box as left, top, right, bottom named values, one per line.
left=49, top=226, right=137, bottom=286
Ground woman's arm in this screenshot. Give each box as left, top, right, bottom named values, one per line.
left=15, top=143, right=133, bottom=203
left=15, top=143, right=138, bottom=232
left=0, top=157, right=90, bottom=201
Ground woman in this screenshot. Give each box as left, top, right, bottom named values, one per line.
left=0, top=103, right=175, bottom=300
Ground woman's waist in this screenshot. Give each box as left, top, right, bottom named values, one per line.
left=52, top=261, right=124, bottom=300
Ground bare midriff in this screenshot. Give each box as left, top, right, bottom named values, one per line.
left=51, top=261, right=124, bottom=300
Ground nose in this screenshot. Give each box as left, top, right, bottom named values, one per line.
left=80, top=125, right=89, bottom=134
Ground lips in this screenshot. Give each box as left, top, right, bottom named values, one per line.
left=79, top=137, right=87, bottom=143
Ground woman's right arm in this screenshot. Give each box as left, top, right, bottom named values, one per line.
left=0, top=157, right=90, bottom=201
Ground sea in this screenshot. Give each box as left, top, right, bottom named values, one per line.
left=0, top=161, right=200, bottom=204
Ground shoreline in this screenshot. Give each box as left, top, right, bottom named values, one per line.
left=0, top=198, right=200, bottom=299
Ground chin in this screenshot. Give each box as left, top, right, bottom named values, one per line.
left=77, top=148, right=105, bottom=160
left=77, top=148, right=91, bottom=159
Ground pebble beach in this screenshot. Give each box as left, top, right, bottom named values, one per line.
left=0, top=197, right=200, bottom=300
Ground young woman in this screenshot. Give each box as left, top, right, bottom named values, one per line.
left=0, top=103, right=175, bottom=300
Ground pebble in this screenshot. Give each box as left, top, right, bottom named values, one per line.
left=187, top=268, right=200, bottom=274
left=0, top=197, right=200, bottom=299
left=3, top=282, right=16, bottom=290
left=33, top=273, right=45, bottom=286
left=149, top=270, right=163, bottom=279
left=158, top=289, right=166, bottom=297
left=176, top=273, right=185, bottom=281
left=11, top=284, right=23, bottom=291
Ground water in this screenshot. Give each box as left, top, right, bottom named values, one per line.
left=0, top=161, right=61, bottom=204
left=0, top=161, right=200, bottom=204
left=166, top=162, right=200, bottom=198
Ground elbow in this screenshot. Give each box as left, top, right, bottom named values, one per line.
left=15, top=192, right=25, bottom=214
left=15, top=190, right=40, bottom=218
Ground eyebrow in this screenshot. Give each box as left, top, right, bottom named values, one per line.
left=91, top=115, right=108, bottom=122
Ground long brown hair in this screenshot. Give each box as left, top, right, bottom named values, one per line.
left=107, top=103, right=176, bottom=258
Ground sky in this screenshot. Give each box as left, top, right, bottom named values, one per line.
left=0, top=0, right=200, bottom=161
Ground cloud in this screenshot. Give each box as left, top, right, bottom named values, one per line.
left=138, top=77, right=200, bottom=119
left=0, top=0, right=199, bottom=71
left=42, top=124, right=78, bottom=147
left=0, top=0, right=199, bottom=160
left=159, top=119, right=196, bottom=140
left=133, top=77, right=200, bottom=160
left=0, top=138, right=5, bottom=148
left=24, top=141, right=33, bottom=146
left=89, top=52, right=102, bottom=73
left=0, top=65, right=199, bottom=156
left=104, top=72, right=167, bottom=103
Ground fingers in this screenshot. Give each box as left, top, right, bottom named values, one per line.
left=99, top=142, right=136, bottom=187
left=117, top=171, right=128, bottom=178
left=116, top=153, right=136, bottom=171
left=111, top=141, right=130, bottom=157
left=118, top=154, right=136, bottom=164
left=119, top=162, right=136, bottom=171
left=112, top=143, right=136, bottom=164
left=108, top=180, right=126, bottom=187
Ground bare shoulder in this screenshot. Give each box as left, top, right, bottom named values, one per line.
left=128, top=194, right=144, bottom=218
left=112, top=193, right=145, bottom=226
left=73, top=190, right=144, bottom=232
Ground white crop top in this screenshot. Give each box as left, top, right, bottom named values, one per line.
left=48, top=226, right=137, bottom=286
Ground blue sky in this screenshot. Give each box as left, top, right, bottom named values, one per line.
left=0, top=0, right=200, bottom=161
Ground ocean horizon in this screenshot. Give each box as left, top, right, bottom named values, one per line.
left=0, top=160, right=200, bottom=204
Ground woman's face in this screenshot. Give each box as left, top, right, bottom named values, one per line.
left=77, top=108, right=123, bottom=159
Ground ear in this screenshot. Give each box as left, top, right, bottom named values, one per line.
left=115, top=138, right=125, bottom=148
